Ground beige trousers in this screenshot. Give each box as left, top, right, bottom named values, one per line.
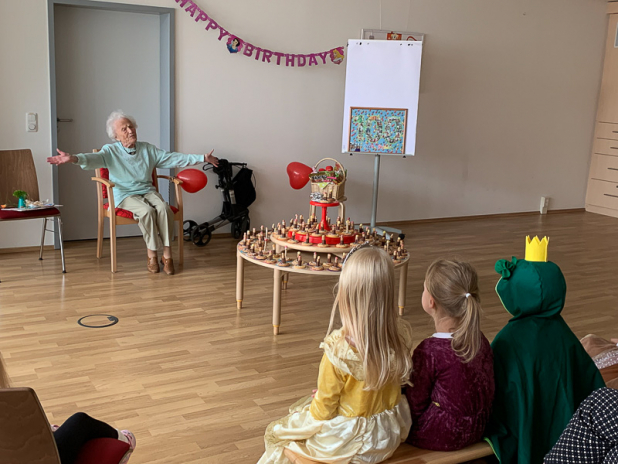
left=118, top=191, right=174, bottom=251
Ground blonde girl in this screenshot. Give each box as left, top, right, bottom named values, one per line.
left=404, top=259, right=494, bottom=451
left=258, top=246, right=414, bottom=464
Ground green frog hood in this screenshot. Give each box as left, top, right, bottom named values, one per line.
left=494, top=257, right=566, bottom=320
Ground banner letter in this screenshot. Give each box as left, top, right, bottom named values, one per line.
left=205, top=18, right=219, bottom=32
left=243, top=42, right=255, bottom=57
left=195, top=9, right=209, bottom=22
left=308, top=54, right=318, bottom=66
left=317, top=52, right=328, bottom=64
left=285, top=54, right=295, bottom=67
left=273, top=52, right=285, bottom=65
left=185, top=2, right=198, bottom=17
left=262, top=50, right=273, bottom=63
left=218, top=28, right=230, bottom=41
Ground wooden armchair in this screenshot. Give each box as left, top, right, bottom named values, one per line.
left=91, top=161, right=184, bottom=273
left=0, top=387, right=130, bottom=464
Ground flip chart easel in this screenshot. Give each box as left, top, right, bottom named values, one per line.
left=342, top=37, right=423, bottom=234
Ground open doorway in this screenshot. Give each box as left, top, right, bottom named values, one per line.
left=48, top=0, right=175, bottom=243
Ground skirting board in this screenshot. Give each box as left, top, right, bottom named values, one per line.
left=377, top=208, right=585, bottom=228
left=0, top=245, right=54, bottom=255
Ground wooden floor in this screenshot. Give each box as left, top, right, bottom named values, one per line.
left=0, top=210, right=617, bottom=463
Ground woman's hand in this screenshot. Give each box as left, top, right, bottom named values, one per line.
left=47, top=149, right=77, bottom=165
left=205, top=149, right=219, bottom=167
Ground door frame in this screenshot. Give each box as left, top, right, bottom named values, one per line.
left=47, top=0, right=175, bottom=247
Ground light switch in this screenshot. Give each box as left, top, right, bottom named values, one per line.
left=26, top=113, right=38, bottom=132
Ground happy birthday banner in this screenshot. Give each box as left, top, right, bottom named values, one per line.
left=175, top=0, right=345, bottom=67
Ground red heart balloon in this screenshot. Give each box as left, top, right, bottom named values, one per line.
left=287, top=162, right=312, bottom=190
left=177, top=168, right=208, bottom=193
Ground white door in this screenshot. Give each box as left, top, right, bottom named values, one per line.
left=55, top=5, right=162, bottom=241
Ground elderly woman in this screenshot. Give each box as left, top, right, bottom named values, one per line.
left=47, top=110, right=218, bottom=275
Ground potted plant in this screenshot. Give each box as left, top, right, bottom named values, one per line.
left=13, top=190, right=28, bottom=209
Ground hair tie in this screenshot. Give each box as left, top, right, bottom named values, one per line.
left=465, top=293, right=471, bottom=299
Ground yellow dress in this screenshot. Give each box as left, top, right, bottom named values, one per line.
left=258, top=321, right=413, bottom=464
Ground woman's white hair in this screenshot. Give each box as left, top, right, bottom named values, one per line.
left=106, top=110, right=138, bottom=141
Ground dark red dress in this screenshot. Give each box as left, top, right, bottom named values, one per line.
left=404, top=334, right=494, bottom=451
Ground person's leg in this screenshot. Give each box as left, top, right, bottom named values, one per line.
left=545, top=388, right=618, bottom=464
left=53, top=412, right=117, bottom=464
left=144, top=192, right=174, bottom=257
left=143, top=192, right=175, bottom=274
left=118, top=195, right=160, bottom=270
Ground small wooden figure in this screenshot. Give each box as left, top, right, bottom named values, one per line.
left=265, top=250, right=276, bottom=264
left=324, top=253, right=333, bottom=269
left=294, top=251, right=306, bottom=269
left=277, top=251, right=290, bottom=267
left=310, top=255, right=324, bottom=271
left=329, top=256, right=341, bottom=272
left=318, top=234, right=328, bottom=248
left=309, top=252, right=318, bottom=267
left=336, top=235, right=348, bottom=248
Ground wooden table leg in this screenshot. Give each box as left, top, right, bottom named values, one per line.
left=273, top=268, right=282, bottom=335
left=236, top=252, right=244, bottom=310
left=398, top=261, right=409, bottom=316
left=282, top=272, right=289, bottom=290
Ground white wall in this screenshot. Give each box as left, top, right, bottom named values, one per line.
left=0, top=0, right=608, bottom=249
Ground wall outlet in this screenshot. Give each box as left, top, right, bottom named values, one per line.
left=540, top=196, right=550, bottom=214
left=26, top=112, right=37, bottom=132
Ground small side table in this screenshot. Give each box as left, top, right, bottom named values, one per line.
left=309, top=197, right=347, bottom=229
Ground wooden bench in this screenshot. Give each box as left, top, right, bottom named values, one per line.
left=384, top=442, right=493, bottom=464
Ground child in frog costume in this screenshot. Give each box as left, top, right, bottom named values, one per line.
left=484, top=236, right=605, bottom=464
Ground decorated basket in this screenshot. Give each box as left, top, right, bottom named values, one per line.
left=309, top=158, right=346, bottom=201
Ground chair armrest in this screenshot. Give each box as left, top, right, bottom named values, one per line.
left=156, top=175, right=183, bottom=185
left=91, top=177, right=116, bottom=188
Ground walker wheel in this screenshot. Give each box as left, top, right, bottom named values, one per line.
left=232, top=216, right=250, bottom=240
left=183, top=220, right=198, bottom=242
left=191, top=226, right=212, bottom=247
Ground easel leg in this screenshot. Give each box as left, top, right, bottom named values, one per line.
left=236, top=252, right=244, bottom=309
left=398, top=261, right=409, bottom=316
left=273, top=268, right=282, bottom=335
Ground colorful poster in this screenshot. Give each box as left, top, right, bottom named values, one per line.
left=348, top=108, right=408, bottom=154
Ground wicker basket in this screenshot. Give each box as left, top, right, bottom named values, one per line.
left=309, top=158, right=346, bottom=201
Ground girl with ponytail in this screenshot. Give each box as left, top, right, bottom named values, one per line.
left=405, top=259, right=494, bottom=451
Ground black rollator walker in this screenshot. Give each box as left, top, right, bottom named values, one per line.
left=183, top=159, right=255, bottom=247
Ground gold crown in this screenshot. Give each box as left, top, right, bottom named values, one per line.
left=525, top=236, right=549, bottom=262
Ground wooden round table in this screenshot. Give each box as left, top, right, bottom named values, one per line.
left=236, top=238, right=410, bottom=335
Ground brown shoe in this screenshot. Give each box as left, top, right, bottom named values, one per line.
left=147, top=257, right=160, bottom=273
left=161, top=256, right=175, bottom=275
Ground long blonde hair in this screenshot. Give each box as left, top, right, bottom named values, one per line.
left=425, top=259, right=482, bottom=363
left=328, top=247, right=412, bottom=390
left=0, top=353, right=11, bottom=388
